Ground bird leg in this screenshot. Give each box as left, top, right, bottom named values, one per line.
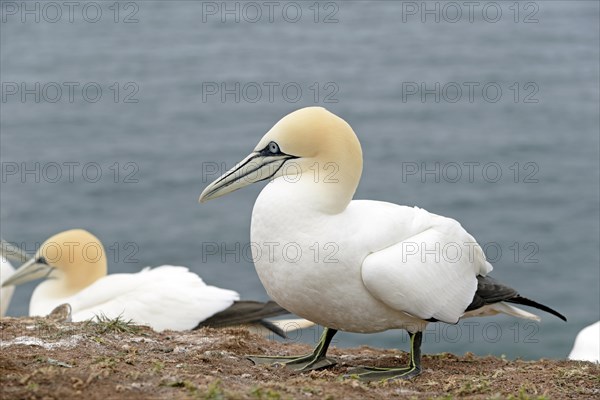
left=248, top=327, right=338, bottom=371
left=346, top=331, right=422, bottom=382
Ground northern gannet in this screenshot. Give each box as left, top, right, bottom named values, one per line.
left=2, top=229, right=301, bottom=335
left=199, top=107, right=567, bottom=381
left=568, top=321, right=600, bottom=363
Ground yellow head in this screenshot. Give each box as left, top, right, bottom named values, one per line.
left=2, top=229, right=107, bottom=293
left=199, top=107, right=363, bottom=212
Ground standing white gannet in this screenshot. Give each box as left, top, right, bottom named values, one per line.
left=1, top=229, right=299, bottom=334
left=199, top=107, right=566, bottom=381
left=568, top=321, right=600, bottom=363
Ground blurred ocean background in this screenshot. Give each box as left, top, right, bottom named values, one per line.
left=1, top=1, right=598, bottom=360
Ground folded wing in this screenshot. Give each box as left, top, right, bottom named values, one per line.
left=362, top=225, right=489, bottom=324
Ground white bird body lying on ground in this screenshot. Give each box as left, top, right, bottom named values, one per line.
left=2, top=229, right=309, bottom=335
left=199, top=107, right=566, bottom=381
left=569, top=321, right=600, bottom=363
left=30, top=264, right=239, bottom=331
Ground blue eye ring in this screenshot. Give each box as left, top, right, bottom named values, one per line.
left=268, top=141, right=280, bottom=154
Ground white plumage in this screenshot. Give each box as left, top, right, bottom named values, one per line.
left=569, top=321, right=600, bottom=363
left=1, top=257, right=15, bottom=317
left=250, top=178, right=537, bottom=334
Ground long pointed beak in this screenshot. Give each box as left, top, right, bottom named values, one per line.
left=199, top=151, right=295, bottom=203
left=2, top=257, right=54, bottom=287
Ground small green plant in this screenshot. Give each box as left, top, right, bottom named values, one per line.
left=185, top=381, right=199, bottom=396
left=85, top=314, right=140, bottom=334
left=26, top=382, right=39, bottom=392
left=507, top=387, right=548, bottom=400
left=205, top=379, right=225, bottom=400
left=456, top=377, right=491, bottom=395
left=93, top=356, right=118, bottom=369
left=249, top=386, right=282, bottom=400
left=152, top=360, right=165, bottom=373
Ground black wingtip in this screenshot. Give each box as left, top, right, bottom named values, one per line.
left=195, top=300, right=291, bottom=330
left=258, top=319, right=287, bottom=338
left=506, top=296, right=567, bottom=322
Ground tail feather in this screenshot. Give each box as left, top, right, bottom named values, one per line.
left=270, top=318, right=316, bottom=331
left=463, top=302, right=541, bottom=321
left=466, top=276, right=566, bottom=321
left=195, top=300, right=290, bottom=337
left=257, top=320, right=286, bottom=338
left=246, top=318, right=316, bottom=338
left=506, top=295, right=567, bottom=321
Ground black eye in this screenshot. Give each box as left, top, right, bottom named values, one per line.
left=268, top=141, right=280, bottom=154
left=37, top=256, right=48, bottom=265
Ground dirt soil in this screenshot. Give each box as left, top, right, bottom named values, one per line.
left=1, top=316, right=598, bottom=400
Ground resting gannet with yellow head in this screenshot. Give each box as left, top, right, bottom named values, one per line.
left=200, top=107, right=566, bottom=381
left=2, top=229, right=305, bottom=335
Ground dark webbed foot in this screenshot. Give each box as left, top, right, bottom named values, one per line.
left=248, top=354, right=336, bottom=371
left=345, top=365, right=421, bottom=382
left=247, top=327, right=338, bottom=371
left=345, top=331, right=423, bottom=382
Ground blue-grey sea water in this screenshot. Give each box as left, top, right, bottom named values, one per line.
left=1, top=1, right=598, bottom=360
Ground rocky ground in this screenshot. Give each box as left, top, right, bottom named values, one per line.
left=1, top=315, right=598, bottom=399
